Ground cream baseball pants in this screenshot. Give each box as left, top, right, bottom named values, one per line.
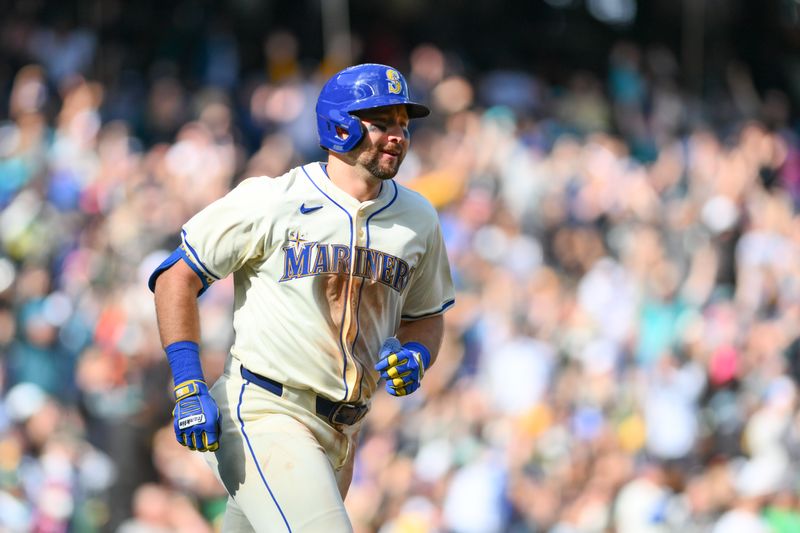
left=205, top=357, right=359, bottom=532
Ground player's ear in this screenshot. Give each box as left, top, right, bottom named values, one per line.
left=335, top=126, right=349, bottom=140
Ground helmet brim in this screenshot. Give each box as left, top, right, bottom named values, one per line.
left=347, top=100, right=431, bottom=119
left=406, top=102, right=431, bottom=119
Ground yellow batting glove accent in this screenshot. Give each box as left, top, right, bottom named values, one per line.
left=174, top=379, right=204, bottom=401
left=414, top=353, right=426, bottom=380
left=203, top=433, right=219, bottom=452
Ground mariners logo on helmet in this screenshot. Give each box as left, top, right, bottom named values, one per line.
left=316, top=63, right=430, bottom=153
left=386, top=69, right=403, bottom=94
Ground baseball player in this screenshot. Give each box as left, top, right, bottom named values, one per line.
left=149, top=63, right=455, bottom=532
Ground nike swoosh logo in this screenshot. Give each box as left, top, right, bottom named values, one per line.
left=300, top=203, right=323, bottom=214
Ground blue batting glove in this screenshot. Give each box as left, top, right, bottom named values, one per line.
left=173, top=379, right=220, bottom=452
left=374, top=338, right=431, bottom=397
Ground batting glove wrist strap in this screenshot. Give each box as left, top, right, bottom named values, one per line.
left=402, top=341, right=431, bottom=370
left=374, top=338, right=431, bottom=397
left=165, top=340, right=204, bottom=386
left=174, top=379, right=205, bottom=401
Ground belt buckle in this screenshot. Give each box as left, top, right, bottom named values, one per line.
left=329, top=403, right=366, bottom=426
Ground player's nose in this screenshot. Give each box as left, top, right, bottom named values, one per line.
left=386, top=123, right=410, bottom=143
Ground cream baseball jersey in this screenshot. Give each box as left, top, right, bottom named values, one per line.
left=180, top=162, right=455, bottom=404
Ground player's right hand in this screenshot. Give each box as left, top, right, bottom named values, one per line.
left=172, top=380, right=221, bottom=452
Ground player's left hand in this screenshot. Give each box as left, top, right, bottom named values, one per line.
left=374, top=338, right=431, bottom=396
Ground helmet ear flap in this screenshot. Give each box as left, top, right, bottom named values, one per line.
left=318, top=110, right=364, bottom=153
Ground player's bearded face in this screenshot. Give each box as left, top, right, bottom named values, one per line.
left=354, top=107, right=410, bottom=181
left=358, top=136, right=406, bottom=180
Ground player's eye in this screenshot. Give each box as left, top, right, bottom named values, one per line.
left=366, top=120, right=409, bottom=139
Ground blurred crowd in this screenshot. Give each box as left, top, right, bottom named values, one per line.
left=2, top=5, right=800, bottom=533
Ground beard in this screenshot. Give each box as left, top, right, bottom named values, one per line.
left=358, top=146, right=404, bottom=181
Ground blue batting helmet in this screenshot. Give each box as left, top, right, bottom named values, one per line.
left=316, top=63, right=430, bottom=153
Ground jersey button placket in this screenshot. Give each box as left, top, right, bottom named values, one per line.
left=351, top=212, right=365, bottom=306
left=355, top=209, right=367, bottom=246
left=350, top=211, right=361, bottom=297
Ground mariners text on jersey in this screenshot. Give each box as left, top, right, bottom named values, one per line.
left=280, top=240, right=413, bottom=292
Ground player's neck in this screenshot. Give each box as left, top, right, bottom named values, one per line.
left=325, top=157, right=383, bottom=203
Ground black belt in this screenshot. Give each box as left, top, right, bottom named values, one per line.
left=240, top=365, right=368, bottom=426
